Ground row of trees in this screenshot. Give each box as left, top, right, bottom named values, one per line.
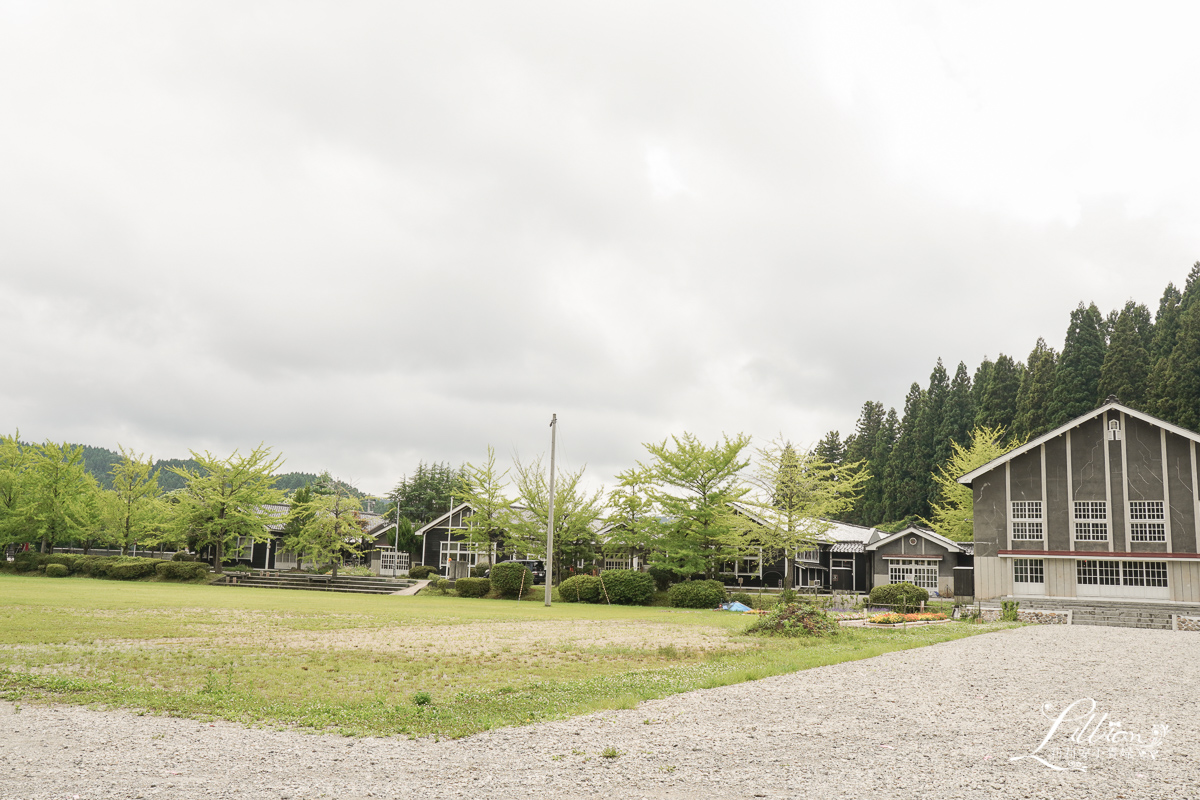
left=823, top=263, right=1200, bottom=528
left=0, top=437, right=378, bottom=577
left=440, top=434, right=868, bottom=589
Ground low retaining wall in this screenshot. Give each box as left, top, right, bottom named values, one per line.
left=973, top=608, right=1070, bottom=624
left=1176, top=615, right=1200, bottom=632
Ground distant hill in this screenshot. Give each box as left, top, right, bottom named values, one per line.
left=65, top=442, right=363, bottom=497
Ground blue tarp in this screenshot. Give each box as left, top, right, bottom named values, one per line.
left=721, top=601, right=752, bottom=612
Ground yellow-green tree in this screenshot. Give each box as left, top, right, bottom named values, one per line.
left=739, top=437, right=868, bottom=589
left=924, top=426, right=1022, bottom=541
left=107, top=446, right=160, bottom=555
left=284, top=474, right=364, bottom=578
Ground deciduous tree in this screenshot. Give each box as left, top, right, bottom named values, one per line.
left=925, top=426, right=1023, bottom=541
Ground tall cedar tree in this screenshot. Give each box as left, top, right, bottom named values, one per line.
left=970, top=358, right=994, bottom=417
left=882, top=383, right=926, bottom=522
left=867, top=408, right=899, bottom=525
left=975, top=353, right=1022, bottom=434
left=641, top=432, right=752, bottom=579
left=1097, top=301, right=1153, bottom=407
left=813, top=431, right=845, bottom=464
left=937, top=362, right=975, bottom=453
left=1048, top=302, right=1107, bottom=426
left=1013, top=339, right=1058, bottom=440
left=914, top=359, right=951, bottom=509
left=843, top=402, right=884, bottom=524
left=387, top=461, right=462, bottom=527
left=1152, top=300, right=1200, bottom=430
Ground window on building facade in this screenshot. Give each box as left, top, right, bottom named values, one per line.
left=1076, top=559, right=1121, bottom=586
left=1121, top=560, right=1168, bottom=587
left=888, top=558, right=938, bottom=590
left=832, top=558, right=854, bottom=570
left=1013, top=558, right=1044, bottom=584
left=440, top=540, right=482, bottom=567
left=796, top=548, right=820, bottom=562
left=1011, top=500, right=1044, bottom=540
left=1073, top=501, right=1108, bottom=541
left=1129, top=501, right=1166, bottom=542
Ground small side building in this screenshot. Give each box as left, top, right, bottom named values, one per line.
left=864, top=526, right=974, bottom=599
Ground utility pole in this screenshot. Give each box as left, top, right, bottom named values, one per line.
left=545, top=413, right=557, bottom=607
left=393, top=500, right=401, bottom=578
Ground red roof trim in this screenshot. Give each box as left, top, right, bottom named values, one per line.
left=1000, top=549, right=1200, bottom=560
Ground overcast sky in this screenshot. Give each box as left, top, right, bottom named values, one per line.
left=3, top=1, right=1199, bottom=496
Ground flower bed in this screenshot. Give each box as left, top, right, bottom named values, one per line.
left=868, top=612, right=949, bottom=626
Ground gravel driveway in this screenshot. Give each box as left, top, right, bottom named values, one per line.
left=2, top=625, right=1196, bottom=800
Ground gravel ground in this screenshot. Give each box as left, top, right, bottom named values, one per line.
left=2, top=625, right=1197, bottom=800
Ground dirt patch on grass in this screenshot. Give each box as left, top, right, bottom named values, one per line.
left=240, top=619, right=750, bottom=657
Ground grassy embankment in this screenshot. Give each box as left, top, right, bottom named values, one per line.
left=0, top=574, right=1017, bottom=738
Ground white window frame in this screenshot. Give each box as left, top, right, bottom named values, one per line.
left=1073, top=501, right=1108, bottom=541
left=1011, top=500, right=1044, bottom=540
left=888, top=558, right=938, bottom=590
left=1076, top=559, right=1169, bottom=598
left=796, top=548, right=820, bottom=562
left=440, top=540, right=483, bottom=569
left=1128, top=501, right=1166, bottom=543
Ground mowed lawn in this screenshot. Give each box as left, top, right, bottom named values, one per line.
left=0, top=575, right=1015, bottom=738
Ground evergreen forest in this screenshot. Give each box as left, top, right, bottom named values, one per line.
left=819, top=262, right=1200, bottom=529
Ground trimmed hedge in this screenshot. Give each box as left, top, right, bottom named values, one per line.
left=45, top=563, right=69, bottom=578
left=668, top=579, right=726, bottom=609
left=155, top=561, right=210, bottom=581
left=557, top=574, right=603, bottom=603
left=869, top=581, right=930, bottom=609
left=171, top=551, right=198, bottom=562
left=454, top=577, right=491, bottom=597
left=13, top=552, right=41, bottom=573
left=408, top=565, right=440, bottom=580
left=599, top=569, right=656, bottom=605
left=106, top=558, right=160, bottom=580
left=490, top=561, right=535, bottom=598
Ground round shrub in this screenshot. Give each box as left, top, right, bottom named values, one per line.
left=869, top=581, right=930, bottom=610
left=408, top=565, right=440, bottom=580
left=470, top=560, right=491, bottom=578
left=45, top=554, right=77, bottom=571
left=668, top=579, right=726, bottom=609
left=490, top=561, right=535, bottom=598
left=45, top=563, right=69, bottom=578
left=745, top=603, right=840, bottom=638
left=171, top=551, right=198, bottom=562
left=599, top=569, right=656, bottom=605
left=454, top=577, right=491, bottom=597
left=647, top=566, right=677, bottom=592
left=435, top=578, right=452, bottom=592
left=155, top=561, right=210, bottom=581
left=558, top=574, right=603, bottom=603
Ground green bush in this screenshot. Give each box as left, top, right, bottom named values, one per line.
left=105, top=558, right=160, bottom=581
left=557, top=574, right=603, bottom=603
left=408, top=565, right=440, bottom=580
left=668, top=579, right=726, bottom=609
left=171, top=551, right=197, bottom=562
left=869, top=582, right=930, bottom=610
left=599, top=569, right=656, bottom=605
left=489, top=561, right=535, bottom=598
left=455, top=577, right=491, bottom=597
left=13, top=552, right=42, bottom=573
left=470, top=560, right=491, bottom=578
left=45, top=563, right=69, bottom=578
left=44, top=554, right=77, bottom=571
left=730, top=592, right=754, bottom=607
left=647, top=566, right=677, bottom=592
left=745, top=603, right=840, bottom=638
left=155, top=561, right=210, bottom=581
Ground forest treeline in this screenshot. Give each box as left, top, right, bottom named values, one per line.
left=819, top=263, right=1200, bottom=529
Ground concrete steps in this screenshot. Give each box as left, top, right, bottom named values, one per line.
left=221, top=572, right=415, bottom=595
left=990, top=597, right=1200, bottom=630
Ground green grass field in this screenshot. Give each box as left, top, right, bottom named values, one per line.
left=0, top=574, right=1017, bottom=738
